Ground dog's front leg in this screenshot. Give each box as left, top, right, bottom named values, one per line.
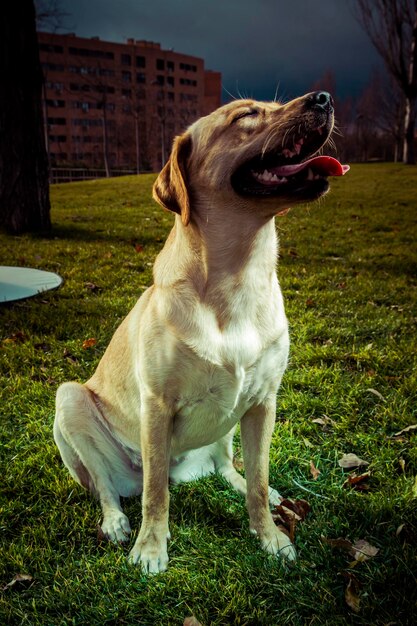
left=128, top=396, right=172, bottom=574
left=241, top=396, right=296, bottom=561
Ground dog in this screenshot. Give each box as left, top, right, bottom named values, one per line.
left=54, top=91, right=348, bottom=574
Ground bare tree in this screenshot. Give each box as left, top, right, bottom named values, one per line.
left=0, top=0, right=51, bottom=234
left=354, top=0, right=417, bottom=164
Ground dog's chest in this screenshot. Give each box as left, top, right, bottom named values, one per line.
left=171, top=322, right=289, bottom=453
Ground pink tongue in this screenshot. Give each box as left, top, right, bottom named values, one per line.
left=272, top=156, right=350, bottom=177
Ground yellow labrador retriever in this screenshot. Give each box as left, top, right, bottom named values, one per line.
left=54, top=91, right=348, bottom=573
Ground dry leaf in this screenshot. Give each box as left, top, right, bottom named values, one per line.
left=310, top=460, right=321, bottom=480
left=184, top=617, right=203, bottom=626
left=399, top=458, right=406, bottom=473
left=413, top=476, right=417, bottom=498
left=393, top=424, right=417, bottom=437
left=84, top=282, right=101, bottom=292
left=338, top=453, right=369, bottom=469
left=272, top=499, right=311, bottom=543
left=343, top=471, right=371, bottom=491
left=344, top=574, right=361, bottom=613
left=82, top=338, right=97, bottom=350
left=312, top=415, right=335, bottom=430
left=350, top=539, right=379, bottom=562
left=396, top=523, right=405, bottom=537
left=276, top=208, right=291, bottom=217
left=323, top=537, right=354, bottom=552
left=2, top=331, right=27, bottom=345
left=366, top=388, right=386, bottom=402
left=2, top=574, right=33, bottom=591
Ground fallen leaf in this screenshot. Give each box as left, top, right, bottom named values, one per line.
left=134, top=243, right=144, bottom=253
left=413, top=476, right=417, bottom=498
left=2, top=331, right=27, bottom=345
left=84, top=282, right=101, bottom=292
left=343, top=471, right=371, bottom=491
left=344, top=573, right=361, bottom=613
left=350, top=539, right=379, bottom=562
left=184, top=617, right=203, bottom=626
left=312, top=415, right=335, bottom=431
left=2, top=574, right=33, bottom=591
left=303, top=437, right=314, bottom=448
left=82, top=338, right=97, bottom=350
left=393, top=424, right=417, bottom=437
left=396, top=523, right=405, bottom=537
left=337, top=281, right=347, bottom=289
left=272, top=499, right=311, bottom=543
left=310, top=460, right=321, bottom=480
left=289, top=248, right=298, bottom=257
left=323, top=537, right=354, bottom=552
left=276, top=208, right=291, bottom=217
left=366, top=388, right=386, bottom=402
left=63, top=348, right=78, bottom=364
left=338, top=453, right=369, bottom=470
left=306, top=298, right=316, bottom=307
left=399, top=458, right=406, bottom=473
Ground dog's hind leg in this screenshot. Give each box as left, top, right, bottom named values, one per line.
left=54, top=382, right=140, bottom=542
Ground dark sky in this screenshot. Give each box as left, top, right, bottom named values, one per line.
left=57, top=0, right=381, bottom=103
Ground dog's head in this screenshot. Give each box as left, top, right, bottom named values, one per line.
left=153, top=92, right=349, bottom=225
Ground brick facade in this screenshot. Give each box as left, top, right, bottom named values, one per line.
left=38, top=31, right=222, bottom=172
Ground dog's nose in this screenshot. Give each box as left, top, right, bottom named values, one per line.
left=308, top=91, right=334, bottom=112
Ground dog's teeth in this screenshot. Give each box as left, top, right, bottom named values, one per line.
left=314, top=174, right=321, bottom=180
left=271, top=174, right=279, bottom=182
left=307, top=168, right=314, bottom=180
left=294, top=142, right=302, bottom=155
left=280, top=177, right=287, bottom=183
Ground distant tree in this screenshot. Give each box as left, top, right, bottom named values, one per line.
left=354, top=0, right=417, bottom=164
left=0, top=0, right=51, bottom=234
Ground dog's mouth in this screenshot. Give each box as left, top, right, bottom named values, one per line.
left=231, top=123, right=349, bottom=202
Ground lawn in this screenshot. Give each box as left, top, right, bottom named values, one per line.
left=1, top=164, right=416, bottom=625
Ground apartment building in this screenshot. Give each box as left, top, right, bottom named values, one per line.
left=38, top=31, right=222, bottom=172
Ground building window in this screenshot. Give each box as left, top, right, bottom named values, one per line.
left=39, top=43, right=64, bottom=53
left=136, top=73, right=146, bottom=84
left=48, top=117, right=66, bottom=125
left=180, top=62, right=197, bottom=72
left=42, top=62, right=65, bottom=72
left=46, top=99, right=65, bottom=108
left=136, top=55, right=146, bottom=68
left=167, top=76, right=174, bottom=86
left=122, top=88, right=132, bottom=97
left=180, top=78, right=197, bottom=86
left=49, top=135, right=67, bottom=142
left=121, top=53, right=131, bottom=66
left=122, top=71, right=132, bottom=83
left=156, top=75, right=165, bottom=85
left=167, top=60, right=174, bottom=72
left=69, top=47, right=114, bottom=60
left=156, top=59, right=165, bottom=70
left=46, top=81, right=64, bottom=92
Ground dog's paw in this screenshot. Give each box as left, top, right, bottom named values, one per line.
left=100, top=510, right=131, bottom=543
left=128, top=541, right=169, bottom=574
left=252, top=525, right=297, bottom=562
left=128, top=530, right=169, bottom=574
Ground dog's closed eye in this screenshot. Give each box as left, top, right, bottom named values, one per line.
left=232, top=108, right=259, bottom=122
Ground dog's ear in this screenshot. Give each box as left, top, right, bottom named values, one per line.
left=152, top=133, right=192, bottom=226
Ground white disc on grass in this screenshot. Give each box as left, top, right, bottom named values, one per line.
left=0, top=266, right=63, bottom=303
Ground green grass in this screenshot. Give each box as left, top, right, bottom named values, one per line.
left=1, top=164, right=416, bottom=625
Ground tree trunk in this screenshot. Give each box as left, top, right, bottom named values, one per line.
left=0, top=0, right=51, bottom=234
left=135, top=115, right=140, bottom=174
left=402, top=96, right=416, bottom=164
left=101, top=106, right=111, bottom=178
